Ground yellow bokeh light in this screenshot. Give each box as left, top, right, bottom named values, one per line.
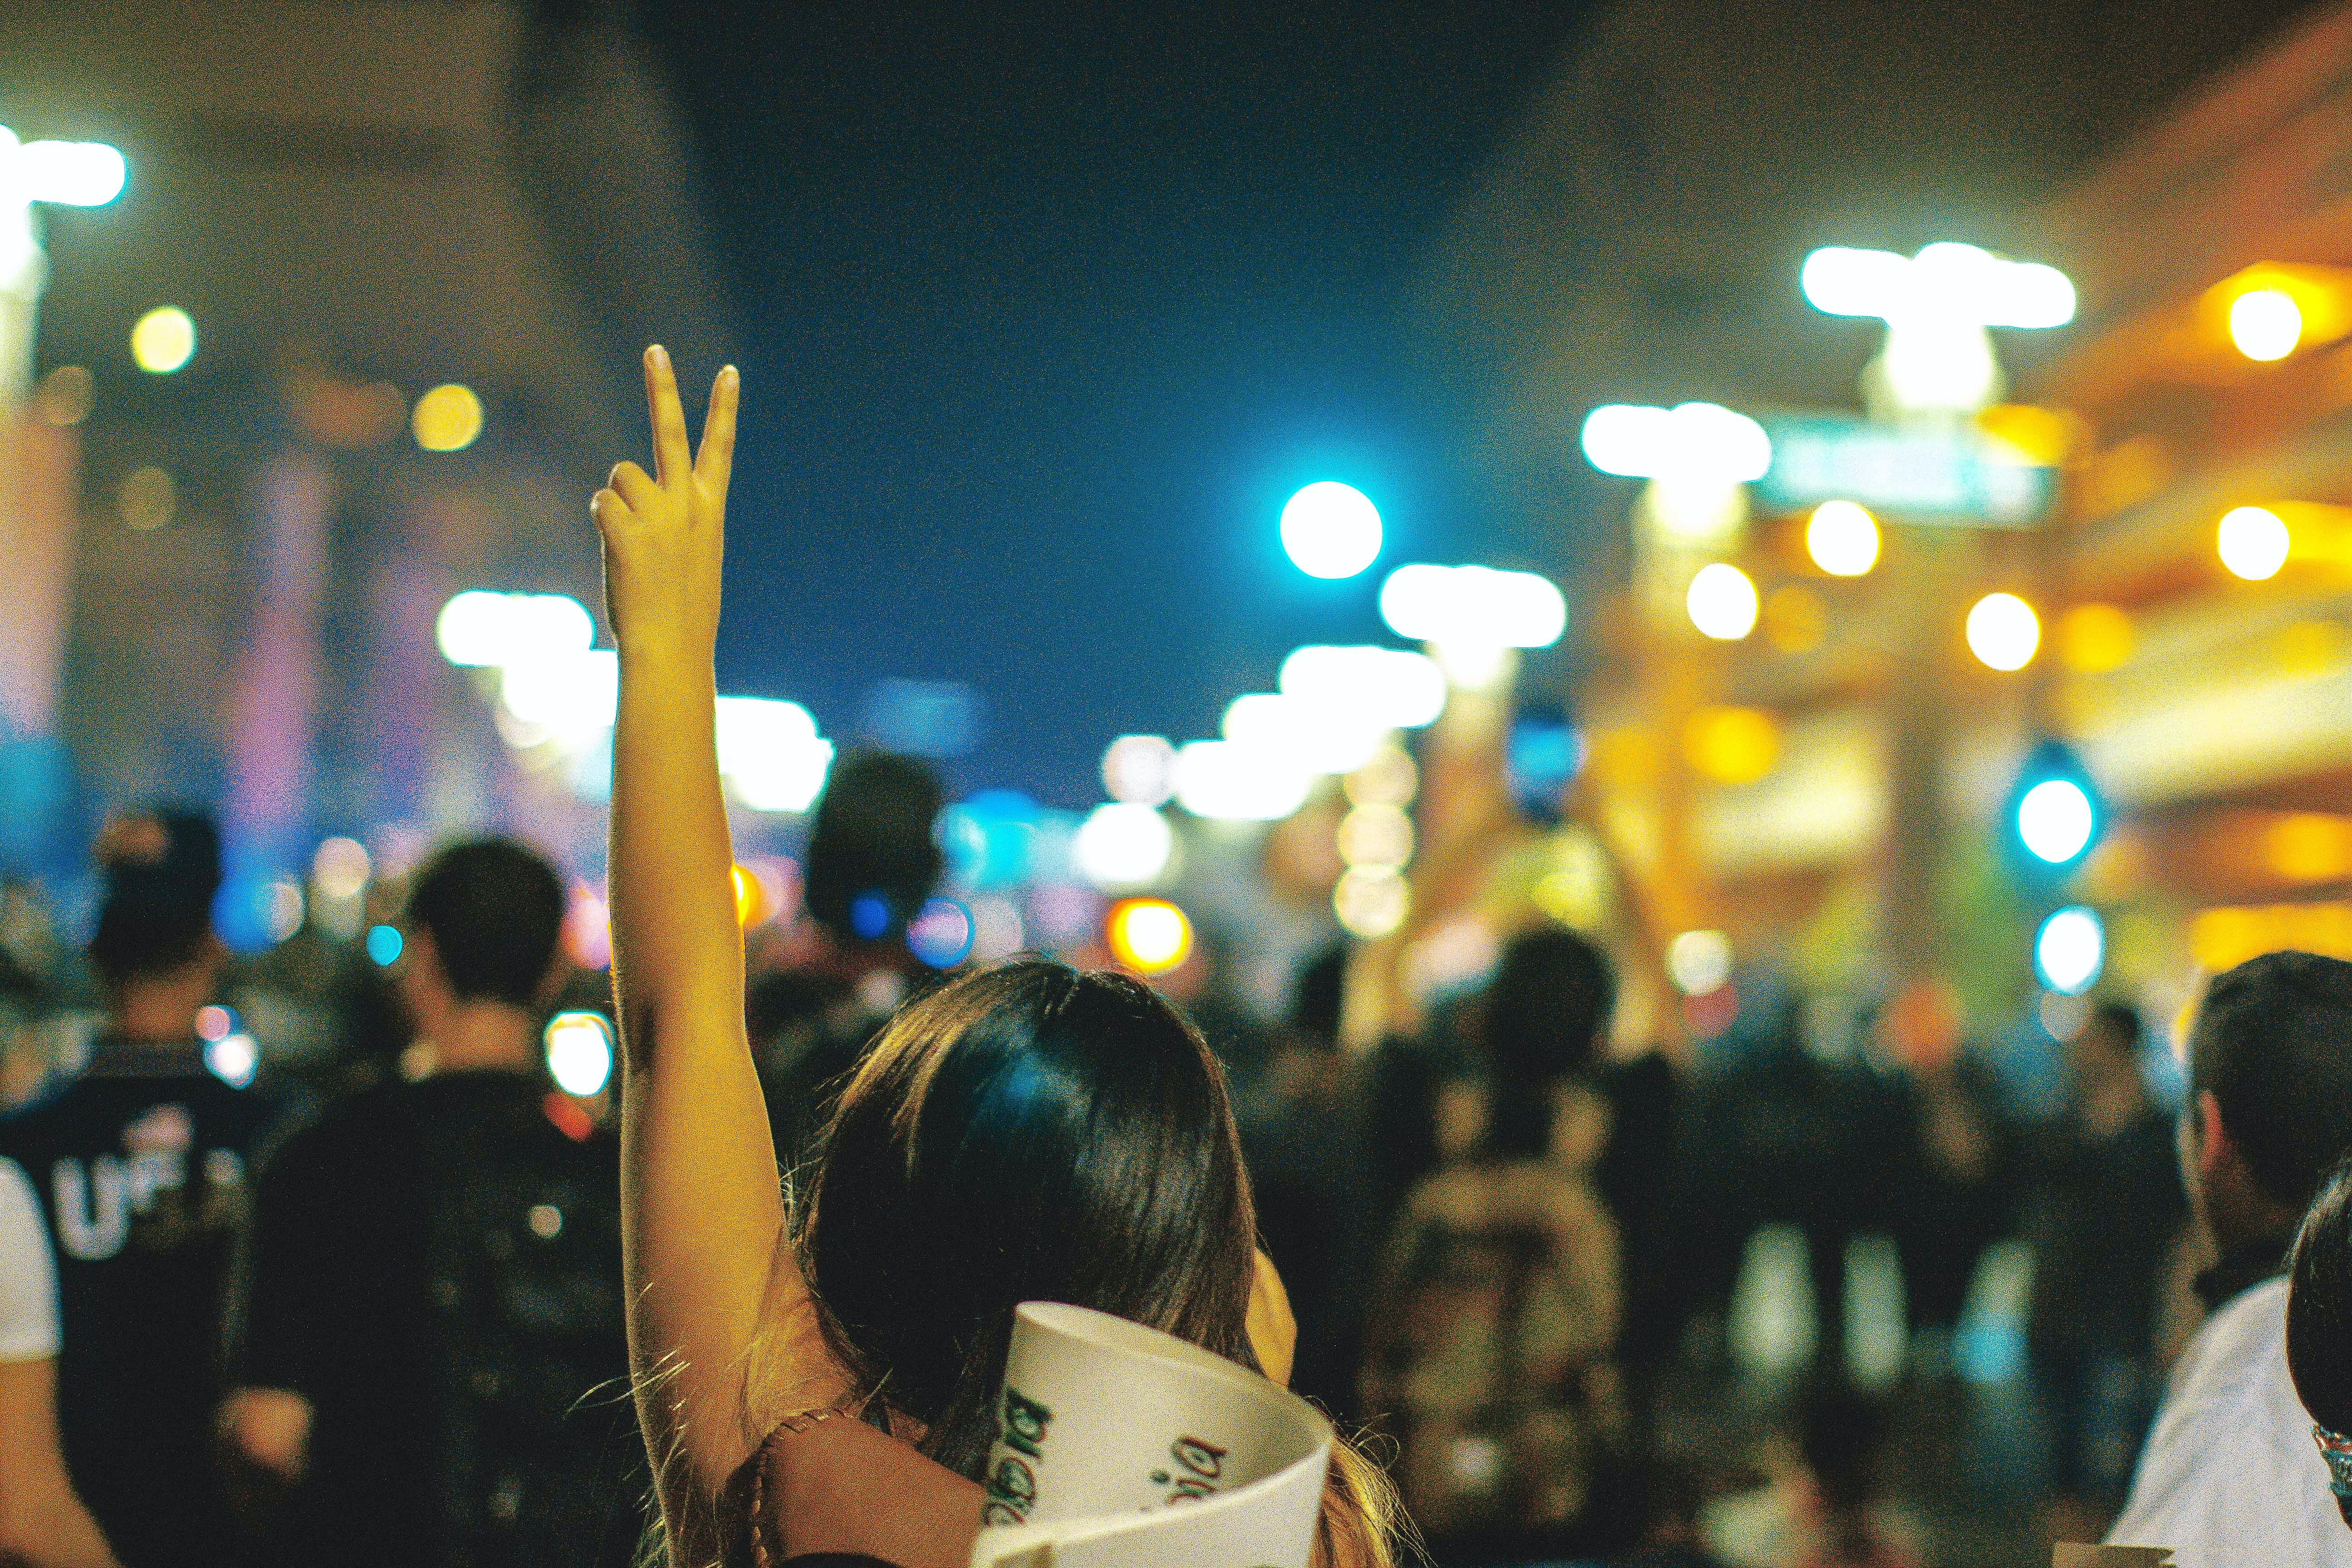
left=2264, top=814, right=2352, bottom=884
left=1805, top=500, right=1880, bottom=577
left=413, top=383, right=485, bottom=452
left=1965, top=592, right=2039, bottom=671
left=1681, top=706, right=1781, bottom=785
left=2056, top=603, right=2134, bottom=673
left=2230, top=287, right=2303, bottom=362
left=1686, top=563, right=1759, bottom=641
left=130, top=307, right=196, bottom=374
left=1336, top=803, right=1414, bottom=869
left=2218, top=505, right=2290, bottom=581
left=2191, top=902, right=2352, bottom=972
left=1976, top=404, right=2080, bottom=466
left=1107, top=897, right=1192, bottom=975
left=1333, top=867, right=1410, bottom=940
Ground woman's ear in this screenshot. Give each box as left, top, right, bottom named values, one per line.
left=1246, top=1249, right=1296, bottom=1388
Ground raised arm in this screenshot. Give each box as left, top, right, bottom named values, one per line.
left=597, top=348, right=847, bottom=1561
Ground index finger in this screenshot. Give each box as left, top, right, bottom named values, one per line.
left=695, top=366, right=739, bottom=497
left=642, top=345, right=692, bottom=483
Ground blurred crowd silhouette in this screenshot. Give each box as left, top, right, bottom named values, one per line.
left=13, top=753, right=2352, bottom=1568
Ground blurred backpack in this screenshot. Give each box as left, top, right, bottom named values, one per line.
left=1362, top=1081, right=1628, bottom=1540
left=418, top=1092, right=638, bottom=1568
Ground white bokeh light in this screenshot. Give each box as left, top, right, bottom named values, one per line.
left=2217, top=505, right=2291, bottom=581
left=2035, top=907, right=2105, bottom=996
left=1686, top=564, right=1759, bottom=641
left=1280, top=481, right=1383, bottom=579
left=1966, top=593, right=2040, bottom=671
left=2230, top=289, right=2302, bottom=362
left=2018, top=779, right=2095, bottom=865
left=1805, top=500, right=1881, bottom=577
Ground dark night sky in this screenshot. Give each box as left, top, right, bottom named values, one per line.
left=634, top=2, right=1592, bottom=805
left=632, top=0, right=2312, bottom=808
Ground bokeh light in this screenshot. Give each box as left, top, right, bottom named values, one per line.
left=2018, top=779, right=2096, bottom=865
left=20, top=137, right=127, bottom=206
left=1805, top=500, right=1880, bottom=577
left=1686, top=563, right=1759, bottom=641
left=1580, top=402, right=1772, bottom=482
left=1279, top=645, right=1447, bottom=730
left=365, top=924, right=404, bottom=966
left=1965, top=592, right=2039, bottom=671
left=2056, top=604, right=2134, bottom=673
left=1333, top=866, right=1410, bottom=939
left=1171, top=740, right=1312, bottom=821
left=1280, top=481, right=1382, bottom=579
left=1074, top=802, right=1174, bottom=887
left=1378, top=564, right=1567, bottom=649
left=1107, top=897, right=1193, bottom=975
left=1682, top=707, right=1781, bottom=785
left=117, top=466, right=176, bottom=531
left=311, top=836, right=371, bottom=901
left=131, top=307, right=196, bottom=374
left=2218, top=505, right=2291, bottom=581
left=413, top=383, right=485, bottom=451
left=544, top=1011, right=615, bottom=1097
left=2230, top=288, right=2302, bottom=361
left=1667, top=930, right=1733, bottom=995
left=1336, top=803, right=1414, bottom=869
left=205, top=1032, right=259, bottom=1089
left=35, top=365, right=94, bottom=426
left=1102, top=734, right=1177, bottom=805
left=2034, top=907, right=2105, bottom=996
left=906, top=897, right=977, bottom=969
left=195, top=1005, right=234, bottom=1043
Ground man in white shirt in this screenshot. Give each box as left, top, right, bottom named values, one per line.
left=0, top=1155, right=120, bottom=1568
left=2108, top=951, right=2352, bottom=1564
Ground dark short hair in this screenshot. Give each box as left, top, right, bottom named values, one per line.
left=88, top=809, right=223, bottom=985
left=2087, top=1000, right=2144, bottom=1055
left=1484, top=928, right=1617, bottom=1158
left=2190, top=951, right=2352, bottom=1213
left=2289, top=1157, right=2352, bottom=1444
left=803, top=751, right=943, bottom=945
left=404, top=838, right=566, bottom=1007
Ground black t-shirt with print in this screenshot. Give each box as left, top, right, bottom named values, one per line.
left=0, top=1039, right=282, bottom=1568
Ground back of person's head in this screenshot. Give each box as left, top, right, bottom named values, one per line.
left=797, top=959, right=1397, bottom=1566
left=88, top=807, right=223, bottom=987
left=1483, top=927, right=1615, bottom=1158
left=2289, top=1158, right=2352, bottom=1523
left=802, top=751, right=944, bottom=947
left=2190, top=951, right=2352, bottom=1215
left=404, top=838, right=566, bottom=1007
left=802, top=962, right=1253, bottom=1470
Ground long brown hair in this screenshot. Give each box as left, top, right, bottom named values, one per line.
left=784, top=960, right=1398, bottom=1567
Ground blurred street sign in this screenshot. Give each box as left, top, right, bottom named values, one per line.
left=1756, top=415, right=2053, bottom=527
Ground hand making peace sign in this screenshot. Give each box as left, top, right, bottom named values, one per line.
left=591, top=345, right=738, bottom=658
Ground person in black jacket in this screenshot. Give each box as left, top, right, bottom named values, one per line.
left=222, top=838, right=636, bottom=1568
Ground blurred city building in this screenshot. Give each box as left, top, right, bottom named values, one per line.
left=0, top=0, right=733, bottom=917
left=2027, top=0, right=2352, bottom=991
left=1408, top=0, right=2342, bottom=1048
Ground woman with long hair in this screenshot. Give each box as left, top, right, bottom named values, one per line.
left=593, top=347, right=1395, bottom=1568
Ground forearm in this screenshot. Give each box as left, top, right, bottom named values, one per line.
left=612, top=645, right=789, bottom=1514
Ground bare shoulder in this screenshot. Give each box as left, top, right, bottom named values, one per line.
left=741, top=1415, right=985, bottom=1568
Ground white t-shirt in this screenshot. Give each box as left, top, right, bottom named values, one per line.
left=0, top=1155, right=62, bottom=1362
left=2109, top=1275, right=2352, bottom=1567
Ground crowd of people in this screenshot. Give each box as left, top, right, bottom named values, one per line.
left=6, top=351, right=2352, bottom=1568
